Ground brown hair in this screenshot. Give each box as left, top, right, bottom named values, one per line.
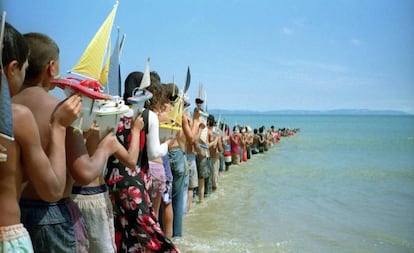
left=145, top=81, right=163, bottom=112
left=23, top=33, right=59, bottom=81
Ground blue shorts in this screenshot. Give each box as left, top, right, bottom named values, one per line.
left=0, top=224, right=33, bottom=253
left=20, top=198, right=89, bottom=253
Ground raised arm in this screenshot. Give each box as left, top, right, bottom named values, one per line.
left=217, top=134, right=224, bottom=153
left=146, top=110, right=169, bottom=160
left=46, top=94, right=81, bottom=182
left=208, top=130, right=218, bottom=149
left=112, top=114, right=144, bottom=168
left=182, top=113, right=194, bottom=143
left=66, top=128, right=120, bottom=185
left=230, top=133, right=238, bottom=143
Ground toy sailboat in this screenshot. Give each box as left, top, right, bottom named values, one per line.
left=196, top=82, right=209, bottom=126
left=159, top=121, right=181, bottom=142
left=51, top=1, right=128, bottom=136
left=127, top=57, right=153, bottom=119
left=213, top=114, right=221, bottom=136
left=159, top=66, right=192, bottom=140
left=94, top=26, right=129, bottom=138
left=198, top=83, right=209, bottom=145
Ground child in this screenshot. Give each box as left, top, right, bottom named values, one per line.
left=0, top=22, right=81, bottom=252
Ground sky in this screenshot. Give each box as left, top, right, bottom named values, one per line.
left=4, top=0, right=414, bottom=113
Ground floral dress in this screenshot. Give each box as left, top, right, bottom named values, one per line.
left=105, top=109, right=179, bottom=253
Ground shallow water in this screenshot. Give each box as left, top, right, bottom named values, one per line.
left=174, top=115, right=414, bottom=253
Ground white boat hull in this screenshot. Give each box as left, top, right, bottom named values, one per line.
left=95, top=97, right=130, bottom=138
left=159, top=123, right=181, bottom=142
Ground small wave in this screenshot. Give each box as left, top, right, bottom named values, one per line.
left=174, top=236, right=292, bottom=253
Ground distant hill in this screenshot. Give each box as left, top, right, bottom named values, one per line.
left=206, top=109, right=412, bottom=116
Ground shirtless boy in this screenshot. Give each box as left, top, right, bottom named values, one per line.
left=0, top=22, right=81, bottom=252
left=13, top=32, right=143, bottom=252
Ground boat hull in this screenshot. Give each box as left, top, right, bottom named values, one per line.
left=159, top=123, right=181, bottom=142
left=127, top=90, right=153, bottom=118
left=95, top=97, right=130, bottom=138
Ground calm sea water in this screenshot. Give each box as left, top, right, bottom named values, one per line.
left=174, top=114, right=414, bottom=253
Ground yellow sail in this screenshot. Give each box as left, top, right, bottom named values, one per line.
left=175, top=100, right=183, bottom=126
left=166, top=97, right=183, bottom=127
left=167, top=67, right=191, bottom=127
left=70, top=1, right=118, bottom=83
left=99, top=38, right=111, bottom=86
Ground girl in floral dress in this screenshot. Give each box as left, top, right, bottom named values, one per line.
left=105, top=72, right=179, bottom=253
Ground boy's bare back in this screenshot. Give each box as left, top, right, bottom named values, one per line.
left=0, top=104, right=47, bottom=226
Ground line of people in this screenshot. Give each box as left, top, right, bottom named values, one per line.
left=184, top=101, right=298, bottom=205
left=0, top=22, right=180, bottom=253
left=0, top=21, right=227, bottom=253
left=0, top=21, right=298, bottom=253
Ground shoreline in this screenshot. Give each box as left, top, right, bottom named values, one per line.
left=172, top=138, right=288, bottom=252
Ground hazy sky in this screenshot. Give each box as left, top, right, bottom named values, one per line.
left=4, top=0, right=414, bottom=113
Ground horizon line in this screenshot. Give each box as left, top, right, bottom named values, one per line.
left=206, top=108, right=413, bottom=115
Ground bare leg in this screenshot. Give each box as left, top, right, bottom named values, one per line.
left=153, top=193, right=162, bottom=220
left=162, top=202, right=173, bottom=239
left=187, top=188, right=194, bottom=212
left=198, top=179, right=204, bottom=203
left=212, top=158, right=219, bottom=191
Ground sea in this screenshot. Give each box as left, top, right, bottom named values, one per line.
left=173, top=114, right=414, bottom=253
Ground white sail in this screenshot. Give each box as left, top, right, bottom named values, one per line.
left=139, top=57, right=151, bottom=90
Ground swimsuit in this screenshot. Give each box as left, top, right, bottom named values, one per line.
left=0, top=224, right=33, bottom=253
